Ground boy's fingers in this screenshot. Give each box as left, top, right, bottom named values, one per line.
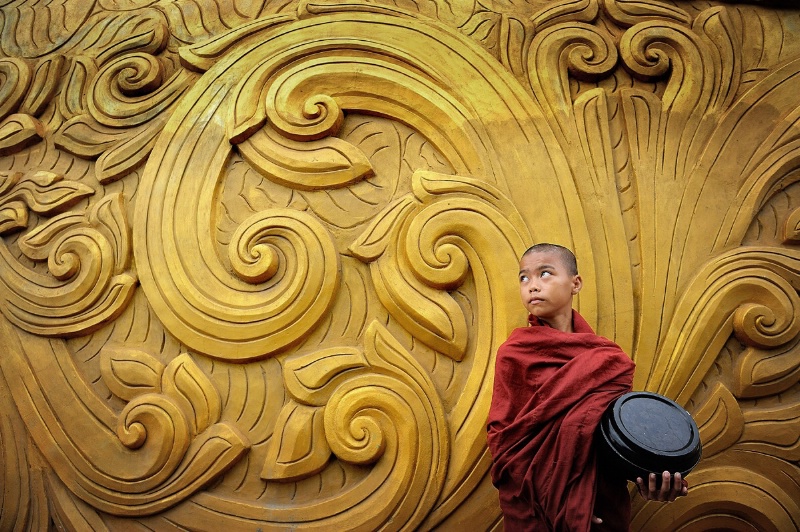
left=673, top=472, right=683, bottom=500
left=636, top=477, right=647, bottom=498
left=659, top=471, right=671, bottom=501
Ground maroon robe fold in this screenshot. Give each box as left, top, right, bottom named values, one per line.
left=487, top=310, right=635, bottom=531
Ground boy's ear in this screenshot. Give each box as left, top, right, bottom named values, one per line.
left=572, top=274, right=582, bottom=294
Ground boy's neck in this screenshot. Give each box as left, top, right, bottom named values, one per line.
left=537, top=311, right=574, bottom=333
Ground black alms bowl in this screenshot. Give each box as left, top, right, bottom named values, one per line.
left=595, top=392, right=702, bottom=486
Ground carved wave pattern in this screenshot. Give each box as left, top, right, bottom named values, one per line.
left=0, top=0, right=799, bottom=530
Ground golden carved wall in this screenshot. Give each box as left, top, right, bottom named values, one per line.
left=1, top=0, right=799, bottom=530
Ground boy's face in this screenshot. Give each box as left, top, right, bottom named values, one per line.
left=518, top=250, right=582, bottom=323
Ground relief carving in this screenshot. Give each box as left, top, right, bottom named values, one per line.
left=1, top=0, right=799, bottom=530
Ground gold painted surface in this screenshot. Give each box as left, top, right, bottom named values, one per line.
left=0, top=1, right=798, bottom=530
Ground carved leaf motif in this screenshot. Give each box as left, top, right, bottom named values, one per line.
left=531, top=0, right=598, bottom=33
left=100, top=345, right=165, bottom=402
left=96, top=114, right=168, bottom=184
left=20, top=56, right=65, bottom=116
left=261, top=403, right=331, bottom=481
left=741, top=403, right=800, bottom=461
left=601, top=0, right=690, bottom=28
left=349, top=197, right=417, bottom=261
left=283, top=347, right=368, bottom=406
left=0, top=58, right=32, bottom=121
left=734, top=338, right=800, bottom=399
left=161, top=354, right=222, bottom=435
left=10, top=171, right=94, bottom=215
left=0, top=170, right=94, bottom=235
left=371, top=256, right=469, bottom=360
left=58, top=56, right=98, bottom=120
left=692, top=383, right=744, bottom=458
left=0, top=114, right=44, bottom=156
left=784, top=207, right=800, bottom=243
left=55, top=115, right=127, bottom=158
left=0, top=200, right=27, bottom=235
left=237, top=124, right=374, bottom=190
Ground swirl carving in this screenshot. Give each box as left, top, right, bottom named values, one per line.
left=88, top=52, right=191, bottom=128
left=139, top=201, right=340, bottom=360
left=0, top=193, right=137, bottom=336
left=528, top=22, right=618, bottom=136
left=2, top=0, right=800, bottom=529
left=651, top=247, right=800, bottom=404
left=262, top=321, right=449, bottom=529
left=0, top=322, right=249, bottom=517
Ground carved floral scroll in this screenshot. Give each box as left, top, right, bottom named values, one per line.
left=1, top=0, right=800, bottom=530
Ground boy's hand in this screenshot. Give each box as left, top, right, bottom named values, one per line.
left=636, top=471, right=688, bottom=502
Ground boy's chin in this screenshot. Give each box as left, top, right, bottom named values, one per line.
left=527, top=309, right=552, bottom=320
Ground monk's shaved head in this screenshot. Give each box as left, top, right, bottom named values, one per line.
left=521, top=243, right=578, bottom=276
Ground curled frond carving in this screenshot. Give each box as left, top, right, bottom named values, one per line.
left=351, top=170, right=529, bottom=361
left=528, top=22, right=618, bottom=134
left=261, top=321, right=448, bottom=528
left=139, top=202, right=340, bottom=360
left=0, top=193, right=136, bottom=336
left=733, top=298, right=800, bottom=349
left=229, top=52, right=344, bottom=143
left=117, top=393, right=191, bottom=481
left=651, top=247, right=800, bottom=404
left=0, top=324, right=249, bottom=517
left=88, top=52, right=192, bottom=128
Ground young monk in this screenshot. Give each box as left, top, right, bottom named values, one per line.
left=486, top=243, right=688, bottom=531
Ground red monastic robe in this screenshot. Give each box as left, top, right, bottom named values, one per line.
left=487, top=310, right=635, bottom=531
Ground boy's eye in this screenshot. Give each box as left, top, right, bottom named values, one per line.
left=519, top=275, right=529, bottom=282
left=541, top=271, right=552, bottom=277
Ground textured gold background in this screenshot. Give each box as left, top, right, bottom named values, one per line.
left=1, top=0, right=799, bottom=530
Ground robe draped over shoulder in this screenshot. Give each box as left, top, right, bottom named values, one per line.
left=487, top=310, right=635, bottom=531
